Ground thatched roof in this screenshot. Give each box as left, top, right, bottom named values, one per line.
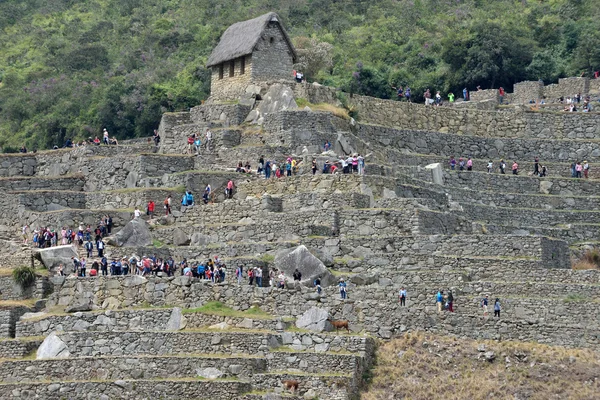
left=206, top=12, right=297, bottom=67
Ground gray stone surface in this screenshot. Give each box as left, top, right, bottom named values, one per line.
left=110, top=218, right=152, bottom=247
left=274, top=245, right=335, bottom=287
left=165, top=307, right=187, bottom=331
left=257, top=84, right=298, bottom=116
left=33, top=245, right=78, bottom=272
left=295, top=306, right=333, bottom=333
left=36, top=332, right=70, bottom=360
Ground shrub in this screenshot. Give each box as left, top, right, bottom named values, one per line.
left=574, top=249, right=600, bottom=270
left=12, top=266, right=36, bottom=288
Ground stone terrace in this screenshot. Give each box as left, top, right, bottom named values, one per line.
left=1, top=80, right=600, bottom=398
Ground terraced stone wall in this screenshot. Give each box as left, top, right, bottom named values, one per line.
left=43, top=277, right=599, bottom=347
left=0, top=155, right=37, bottom=177
left=190, top=103, right=252, bottom=125
left=0, top=277, right=49, bottom=301
left=0, top=338, right=41, bottom=359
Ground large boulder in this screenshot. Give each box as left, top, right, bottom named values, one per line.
left=109, top=218, right=152, bottom=247
left=257, top=84, right=297, bottom=116
left=37, top=332, right=70, bottom=359
left=33, top=245, right=78, bottom=272
left=273, top=245, right=335, bottom=287
left=295, top=306, right=333, bottom=332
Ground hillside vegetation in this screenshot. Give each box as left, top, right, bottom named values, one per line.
left=0, top=0, right=599, bottom=150
left=363, top=332, right=600, bottom=400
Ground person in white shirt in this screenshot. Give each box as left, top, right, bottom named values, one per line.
left=205, top=129, right=212, bottom=150
left=134, top=207, right=141, bottom=219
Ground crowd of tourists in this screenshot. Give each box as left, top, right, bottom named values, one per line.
left=448, top=155, right=591, bottom=178
left=398, top=289, right=502, bottom=318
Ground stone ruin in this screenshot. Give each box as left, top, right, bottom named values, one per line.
left=0, top=12, right=599, bottom=400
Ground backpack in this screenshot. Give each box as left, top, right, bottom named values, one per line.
left=186, top=193, right=193, bottom=203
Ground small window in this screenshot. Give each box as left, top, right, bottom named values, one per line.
left=240, top=57, right=245, bottom=75
left=218, top=64, right=224, bottom=79
left=269, top=37, right=274, bottom=45
left=229, top=60, right=235, bottom=77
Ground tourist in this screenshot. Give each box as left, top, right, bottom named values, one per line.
left=153, top=129, right=161, bottom=146
left=463, top=87, right=469, bottom=101
left=105, top=215, right=113, bottom=235
left=187, top=135, right=194, bottom=154
left=293, top=268, right=302, bottom=283
left=97, top=239, right=105, bottom=257
left=324, top=141, right=331, bottom=152
left=278, top=270, right=286, bottom=288
left=80, top=258, right=86, bottom=277
left=103, top=128, right=109, bottom=145
left=404, top=86, right=411, bottom=102
left=540, top=164, right=548, bottom=177
left=22, top=225, right=28, bottom=244
left=248, top=267, right=254, bottom=285
left=258, top=156, right=264, bottom=175
left=255, top=267, right=263, bottom=287
left=512, top=161, right=519, bottom=175
left=494, top=298, right=501, bottom=318
left=571, top=161, right=577, bottom=178
left=312, top=159, right=317, bottom=175
left=322, top=160, right=331, bottom=174
left=533, top=157, right=540, bottom=176
left=499, top=159, right=506, bottom=174
left=466, top=157, right=473, bottom=171
left=71, top=256, right=81, bottom=275
left=164, top=195, right=172, bottom=215
left=57, top=264, right=64, bottom=276
left=449, top=156, right=456, bottom=170
left=339, top=278, right=347, bottom=299
left=134, top=207, right=141, bottom=219
left=498, top=87, right=505, bottom=104
left=194, top=136, right=202, bottom=154
left=225, top=179, right=235, bottom=199
left=399, top=287, right=407, bottom=306
left=424, top=88, right=431, bottom=105
left=487, top=160, right=493, bottom=173
left=85, top=240, right=93, bottom=258
left=481, top=295, right=489, bottom=317
left=448, top=92, right=454, bottom=103
left=205, top=128, right=212, bottom=151
left=458, top=158, right=465, bottom=171
left=358, top=154, right=365, bottom=175
left=436, top=290, right=443, bottom=312
left=147, top=200, right=155, bottom=218
left=235, top=265, right=243, bottom=284
left=447, top=290, right=454, bottom=312
left=101, top=257, right=108, bottom=276
left=435, top=91, right=442, bottom=106
left=583, top=161, right=590, bottom=178
left=575, top=161, right=583, bottom=178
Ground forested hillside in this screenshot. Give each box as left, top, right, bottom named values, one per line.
left=0, top=0, right=599, bottom=150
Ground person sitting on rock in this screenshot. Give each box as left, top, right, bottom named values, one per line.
left=293, top=269, right=302, bottom=282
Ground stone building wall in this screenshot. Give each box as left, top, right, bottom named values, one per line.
left=544, top=77, right=590, bottom=100
left=0, top=276, right=49, bottom=301
left=513, top=80, right=544, bottom=103
left=209, top=55, right=252, bottom=101
left=251, top=23, right=295, bottom=83
left=0, top=175, right=84, bottom=192
left=190, top=103, right=252, bottom=125
left=469, top=89, right=499, bottom=103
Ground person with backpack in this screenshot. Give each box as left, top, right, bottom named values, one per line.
left=399, top=287, right=407, bottom=306
left=71, top=256, right=80, bottom=275
left=499, top=159, right=506, bottom=174
left=100, top=257, right=108, bottom=276
left=194, top=136, right=202, bottom=154
left=314, top=277, right=322, bottom=294
left=185, top=191, right=194, bottom=207
left=447, top=290, right=454, bottom=312
left=436, top=290, right=443, bottom=312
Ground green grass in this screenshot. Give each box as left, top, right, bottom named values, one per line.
left=152, top=239, right=164, bottom=248
left=182, top=301, right=273, bottom=319
left=259, top=254, right=275, bottom=263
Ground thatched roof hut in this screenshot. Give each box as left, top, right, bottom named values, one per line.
left=207, top=12, right=297, bottom=68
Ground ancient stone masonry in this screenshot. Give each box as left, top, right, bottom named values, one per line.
left=1, top=13, right=600, bottom=397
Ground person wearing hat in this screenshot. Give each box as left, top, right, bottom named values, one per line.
left=102, top=128, right=109, bottom=145
left=322, top=160, right=331, bottom=174
left=339, top=278, right=347, bottom=299
left=583, top=160, right=590, bottom=179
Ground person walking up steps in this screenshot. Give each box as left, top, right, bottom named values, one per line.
left=436, top=290, right=443, bottom=312
left=447, top=290, right=454, bottom=312
left=205, top=128, right=212, bottom=151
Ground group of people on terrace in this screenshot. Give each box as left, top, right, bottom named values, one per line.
left=186, top=128, right=213, bottom=154
left=23, top=217, right=113, bottom=250
left=449, top=155, right=592, bottom=178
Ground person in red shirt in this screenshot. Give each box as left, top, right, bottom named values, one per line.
left=187, top=135, right=194, bottom=154
left=498, top=87, right=505, bottom=104
left=89, top=268, right=97, bottom=277
left=147, top=201, right=155, bottom=218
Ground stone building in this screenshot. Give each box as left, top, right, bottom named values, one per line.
left=206, top=12, right=297, bottom=101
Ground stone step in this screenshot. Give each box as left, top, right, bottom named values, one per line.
left=0, top=352, right=360, bottom=382
left=39, top=330, right=372, bottom=359
left=0, top=379, right=251, bottom=400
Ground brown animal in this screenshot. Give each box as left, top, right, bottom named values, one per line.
left=328, top=318, right=350, bottom=332
left=282, top=379, right=299, bottom=393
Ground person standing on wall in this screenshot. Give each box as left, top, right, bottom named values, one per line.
left=494, top=298, right=501, bottom=318
left=498, top=87, right=505, bottom=104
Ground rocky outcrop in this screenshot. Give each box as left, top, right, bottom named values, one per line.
left=33, top=245, right=78, bottom=272
left=274, top=245, right=335, bottom=287
left=109, top=218, right=152, bottom=247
